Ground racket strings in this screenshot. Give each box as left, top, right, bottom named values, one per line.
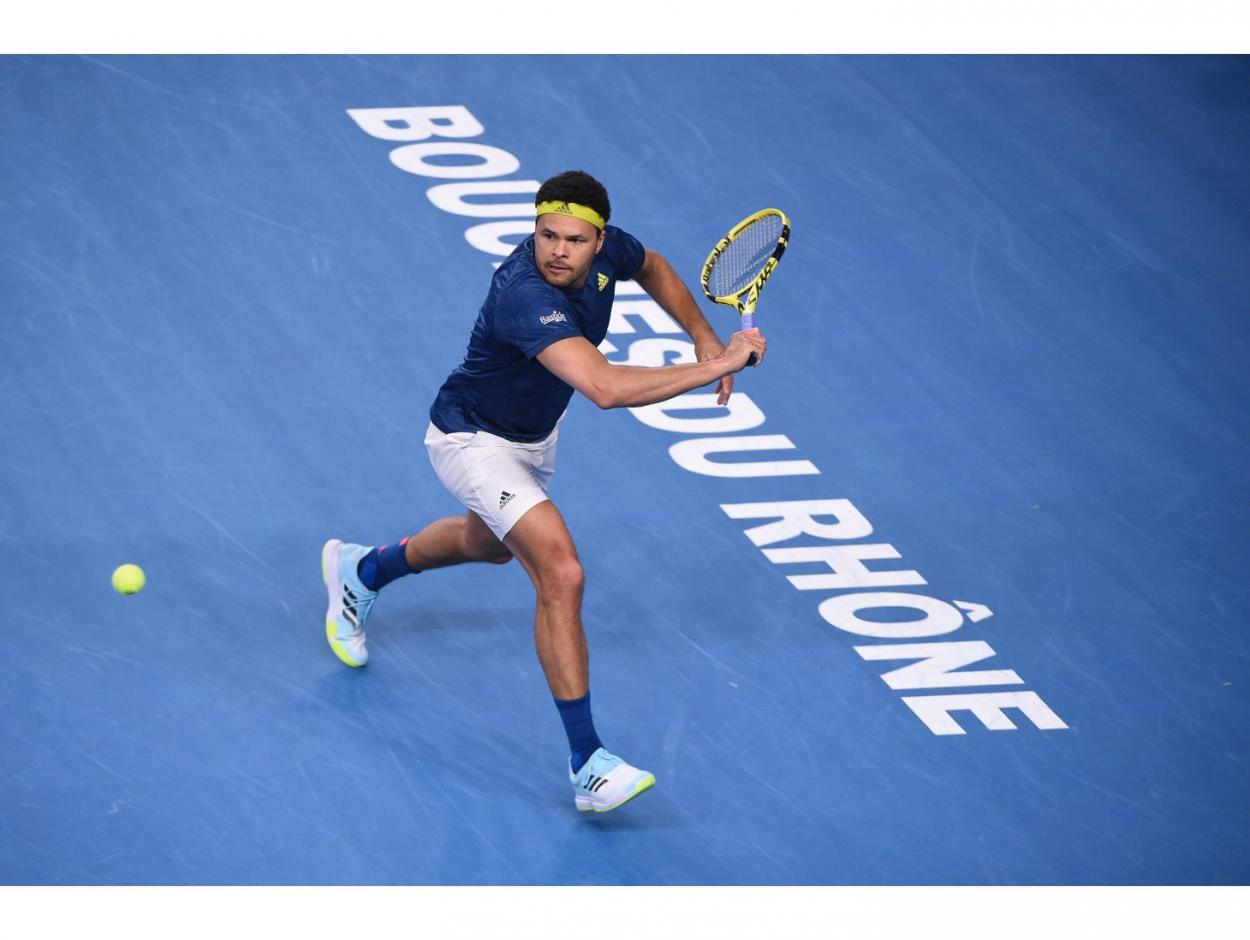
left=707, top=214, right=785, bottom=297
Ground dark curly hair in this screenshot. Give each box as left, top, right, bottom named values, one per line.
left=535, top=170, right=611, bottom=225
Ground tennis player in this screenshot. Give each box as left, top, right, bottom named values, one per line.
left=322, top=171, right=766, bottom=813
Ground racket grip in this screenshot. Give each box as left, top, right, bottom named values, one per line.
left=740, top=313, right=758, bottom=366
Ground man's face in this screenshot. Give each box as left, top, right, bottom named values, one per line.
left=534, top=213, right=604, bottom=290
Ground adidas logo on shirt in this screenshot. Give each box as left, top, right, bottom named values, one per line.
left=597, top=272, right=609, bottom=291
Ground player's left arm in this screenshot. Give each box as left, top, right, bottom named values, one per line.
left=633, top=249, right=733, bottom=405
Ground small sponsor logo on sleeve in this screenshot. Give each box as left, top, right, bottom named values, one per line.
left=540, top=310, right=568, bottom=325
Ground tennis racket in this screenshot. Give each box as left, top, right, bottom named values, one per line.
left=700, top=208, right=790, bottom=366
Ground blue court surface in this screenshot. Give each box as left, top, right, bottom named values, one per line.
left=2, top=55, right=1248, bottom=886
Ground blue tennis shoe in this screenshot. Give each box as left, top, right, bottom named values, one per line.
left=321, top=539, right=376, bottom=667
left=569, top=747, right=656, bottom=813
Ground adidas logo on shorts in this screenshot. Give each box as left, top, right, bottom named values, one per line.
left=499, top=490, right=515, bottom=509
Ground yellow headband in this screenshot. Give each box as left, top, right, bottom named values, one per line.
left=535, top=200, right=605, bottom=231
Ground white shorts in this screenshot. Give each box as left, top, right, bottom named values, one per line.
left=424, top=421, right=559, bottom=541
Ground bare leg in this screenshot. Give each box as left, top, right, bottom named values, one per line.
left=402, top=511, right=513, bottom=572
left=503, top=500, right=589, bottom=700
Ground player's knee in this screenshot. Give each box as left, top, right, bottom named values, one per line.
left=460, top=525, right=512, bottom=565
left=541, top=554, right=584, bottom=597
left=483, top=544, right=513, bottom=565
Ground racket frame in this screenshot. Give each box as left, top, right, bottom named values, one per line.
left=700, top=207, right=791, bottom=330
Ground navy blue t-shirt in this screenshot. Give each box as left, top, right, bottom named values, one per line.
left=430, top=224, right=646, bottom=443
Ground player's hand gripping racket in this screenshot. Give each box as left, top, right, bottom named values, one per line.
left=700, top=208, right=790, bottom=366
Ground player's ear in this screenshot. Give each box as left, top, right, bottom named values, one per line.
left=594, top=229, right=605, bottom=254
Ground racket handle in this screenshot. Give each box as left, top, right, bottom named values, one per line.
left=740, top=313, right=759, bottom=366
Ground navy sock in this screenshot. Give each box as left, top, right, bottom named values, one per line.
left=555, top=692, right=604, bottom=773
left=356, top=538, right=415, bottom=592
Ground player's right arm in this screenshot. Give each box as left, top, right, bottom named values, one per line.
left=536, top=331, right=766, bottom=410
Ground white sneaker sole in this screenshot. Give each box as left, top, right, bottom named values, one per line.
left=574, top=773, right=656, bottom=813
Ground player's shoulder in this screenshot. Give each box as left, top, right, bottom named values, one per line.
left=493, top=243, right=564, bottom=308
left=600, top=224, right=646, bottom=278
left=603, top=223, right=640, bottom=247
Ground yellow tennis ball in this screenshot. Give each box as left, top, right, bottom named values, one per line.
left=112, top=564, right=146, bottom=595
